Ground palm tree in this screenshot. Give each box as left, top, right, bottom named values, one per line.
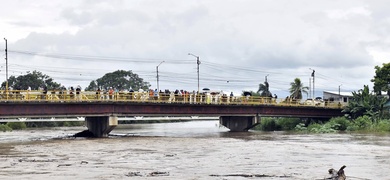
left=289, top=78, right=308, bottom=99
left=257, top=81, right=272, bottom=97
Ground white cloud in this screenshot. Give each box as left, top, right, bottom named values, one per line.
left=1, top=0, right=389, bottom=98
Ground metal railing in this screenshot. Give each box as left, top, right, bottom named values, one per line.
left=0, top=90, right=345, bottom=109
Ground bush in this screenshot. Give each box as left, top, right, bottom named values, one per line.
left=258, top=117, right=281, bottom=131
left=294, top=123, right=307, bottom=131
left=351, top=115, right=372, bottom=130
left=327, top=117, right=351, bottom=131
left=308, top=123, right=337, bottom=133
left=0, top=124, right=12, bottom=132
left=277, top=118, right=302, bottom=130
left=6, top=122, right=27, bottom=130
left=370, top=119, right=390, bottom=132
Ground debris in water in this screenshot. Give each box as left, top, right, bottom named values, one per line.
left=80, top=161, right=88, bottom=164
left=73, top=130, right=95, bottom=137
left=125, top=172, right=142, bottom=177
left=57, top=164, right=72, bottom=167
left=149, top=171, right=169, bottom=176
left=328, top=165, right=346, bottom=180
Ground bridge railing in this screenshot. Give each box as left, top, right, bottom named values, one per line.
left=0, top=90, right=344, bottom=109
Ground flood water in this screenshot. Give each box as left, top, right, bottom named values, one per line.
left=0, top=120, right=389, bottom=180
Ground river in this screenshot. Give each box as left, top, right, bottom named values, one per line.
left=0, top=120, right=389, bottom=180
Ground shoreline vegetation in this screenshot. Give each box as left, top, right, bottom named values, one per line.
left=1, top=116, right=390, bottom=134
left=252, top=116, right=390, bottom=133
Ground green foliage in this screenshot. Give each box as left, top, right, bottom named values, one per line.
left=295, top=117, right=351, bottom=133
left=349, top=115, right=372, bottom=131
left=327, top=117, right=351, bottom=131
left=254, top=117, right=301, bottom=131
left=1, top=70, right=61, bottom=90
left=289, top=78, right=308, bottom=99
left=256, top=117, right=281, bottom=131
left=0, top=124, right=12, bottom=132
left=277, top=117, right=302, bottom=130
left=371, top=63, right=390, bottom=95
left=308, top=123, right=338, bottom=133
left=294, top=123, right=307, bottom=131
left=85, top=70, right=151, bottom=91
left=342, top=85, right=387, bottom=119
left=371, top=120, right=390, bottom=132
left=6, top=122, right=27, bottom=130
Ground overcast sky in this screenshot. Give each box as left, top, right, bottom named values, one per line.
left=1, top=0, right=389, bottom=98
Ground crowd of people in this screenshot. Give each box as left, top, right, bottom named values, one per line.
left=1, top=85, right=278, bottom=105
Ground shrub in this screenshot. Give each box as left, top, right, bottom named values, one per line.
left=294, top=123, right=307, bottom=131
left=277, top=118, right=302, bottom=130
left=308, top=123, right=337, bottom=133
left=351, top=115, right=372, bottom=130
left=370, top=119, right=390, bottom=132
left=259, top=117, right=281, bottom=131
left=6, top=122, right=27, bottom=130
left=327, top=117, right=351, bottom=131
left=0, top=124, right=12, bottom=132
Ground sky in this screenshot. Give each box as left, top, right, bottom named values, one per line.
left=1, top=0, right=389, bottom=98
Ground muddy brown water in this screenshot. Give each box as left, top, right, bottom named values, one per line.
left=0, top=120, right=389, bottom=180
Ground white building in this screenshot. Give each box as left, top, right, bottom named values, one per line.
left=323, top=91, right=353, bottom=104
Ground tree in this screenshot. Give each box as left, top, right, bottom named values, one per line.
left=257, top=81, right=272, bottom=97
left=343, top=85, right=387, bottom=120
left=289, top=78, right=308, bottom=99
left=371, top=63, right=390, bottom=95
left=85, top=70, right=151, bottom=91
left=1, top=70, right=61, bottom=90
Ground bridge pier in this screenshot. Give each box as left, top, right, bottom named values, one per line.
left=86, top=116, right=118, bottom=137
left=219, top=115, right=259, bottom=132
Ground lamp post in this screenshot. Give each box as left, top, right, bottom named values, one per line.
left=188, top=53, right=200, bottom=95
left=265, top=74, right=269, bottom=83
left=310, top=68, right=315, bottom=99
left=339, top=84, right=342, bottom=102
left=4, top=38, right=8, bottom=95
left=156, top=61, right=165, bottom=93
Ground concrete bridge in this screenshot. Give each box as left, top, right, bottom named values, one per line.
left=0, top=100, right=343, bottom=137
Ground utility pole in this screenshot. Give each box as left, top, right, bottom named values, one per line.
left=309, top=77, right=311, bottom=99
left=311, top=69, right=315, bottom=98
left=339, top=84, right=342, bottom=102
left=188, top=53, right=200, bottom=95
left=4, top=38, right=8, bottom=95
left=156, top=61, right=164, bottom=93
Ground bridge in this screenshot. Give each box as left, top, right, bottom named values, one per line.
left=0, top=90, right=344, bottom=137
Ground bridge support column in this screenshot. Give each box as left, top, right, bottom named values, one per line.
left=219, top=115, right=259, bottom=132
left=86, top=116, right=118, bottom=137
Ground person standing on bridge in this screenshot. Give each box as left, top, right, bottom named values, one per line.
left=26, top=86, right=31, bottom=100
left=96, top=87, right=101, bottom=100
left=108, top=87, right=114, bottom=100
left=76, top=86, right=81, bottom=101
left=43, top=86, right=48, bottom=100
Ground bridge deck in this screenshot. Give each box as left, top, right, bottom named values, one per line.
left=0, top=90, right=344, bottom=119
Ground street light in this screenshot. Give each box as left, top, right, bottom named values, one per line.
left=156, top=61, right=165, bottom=93
left=339, top=84, right=342, bottom=102
left=310, top=68, right=315, bottom=99
left=4, top=38, right=8, bottom=95
left=265, top=74, right=269, bottom=83
left=188, top=53, right=200, bottom=94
